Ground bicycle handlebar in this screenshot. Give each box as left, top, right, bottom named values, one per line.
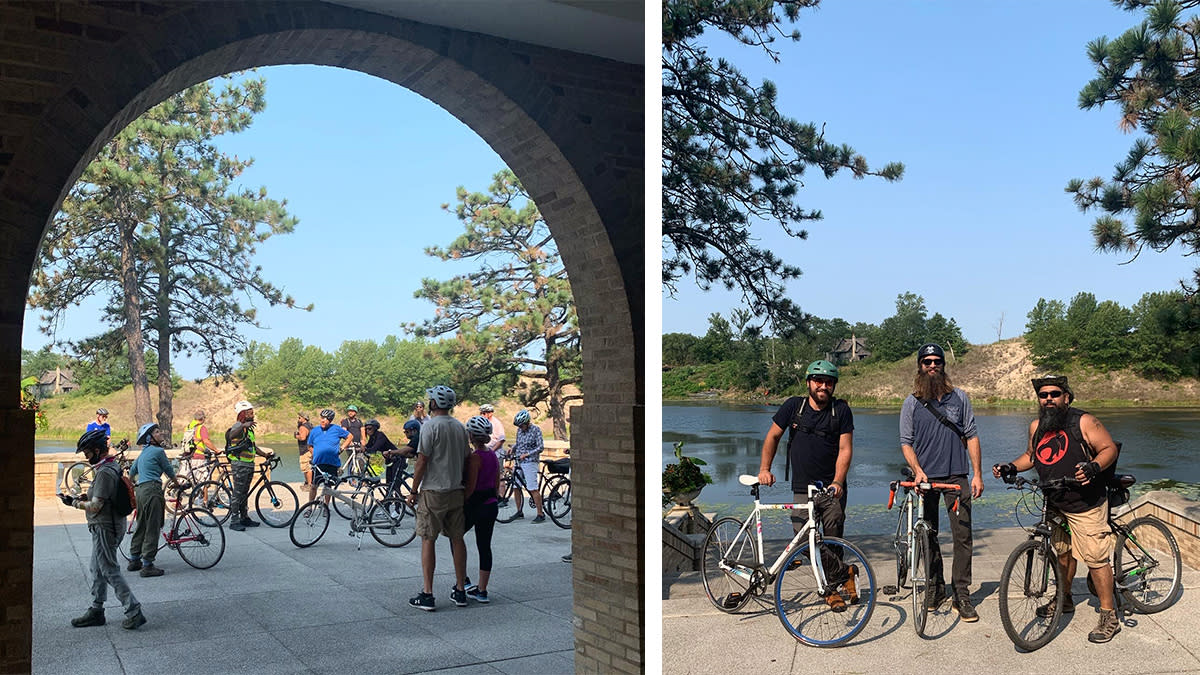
left=888, top=479, right=962, bottom=512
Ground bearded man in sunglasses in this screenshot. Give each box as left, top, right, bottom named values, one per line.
left=899, top=342, right=984, bottom=622
left=992, top=375, right=1122, bottom=644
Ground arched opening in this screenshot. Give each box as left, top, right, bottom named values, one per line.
left=0, top=4, right=643, bottom=671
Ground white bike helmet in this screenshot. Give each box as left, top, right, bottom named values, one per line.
left=234, top=400, right=254, bottom=413
left=426, top=385, right=456, bottom=410
left=136, top=422, right=159, bottom=446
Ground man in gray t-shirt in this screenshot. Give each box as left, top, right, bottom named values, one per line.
left=406, top=385, right=474, bottom=611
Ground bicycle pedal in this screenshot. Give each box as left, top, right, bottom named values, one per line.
left=881, top=585, right=898, bottom=595
left=722, top=592, right=743, bottom=608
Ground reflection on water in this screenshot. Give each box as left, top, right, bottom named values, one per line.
left=664, top=401, right=1200, bottom=535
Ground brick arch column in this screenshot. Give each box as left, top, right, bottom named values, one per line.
left=0, top=3, right=643, bottom=672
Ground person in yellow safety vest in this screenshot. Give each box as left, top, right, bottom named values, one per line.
left=180, top=410, right=219, bottom=483
left=225, top=401, right=274, bottom=531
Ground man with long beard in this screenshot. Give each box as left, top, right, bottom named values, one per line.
left=992, top=376, right=1122, bottom=643
left=899, top=343, right=984, bottom=621
left=757, top=359, right=858, bottom=611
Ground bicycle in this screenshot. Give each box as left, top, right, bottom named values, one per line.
left=61, top=439, right=131, bottom=496
left=541, top=457, right=572, bottom=529
left=289, top=467, right=416, bottom=549
left=996, top=473, right=1183, bottom=651
left=331, top=467, right=414, bottom=520
left=189, top=454, right=298, bottom=527
left=700, top=475, right=877, bottom=647
left=340, top=442, right=374, bottom=480
left=881, top=467, right=962, bottom=637
left=118, top=480, right=226, bottom=569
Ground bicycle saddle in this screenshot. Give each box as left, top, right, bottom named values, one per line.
left=738, top=474, right=758, bottom=486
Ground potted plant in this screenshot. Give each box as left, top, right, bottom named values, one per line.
left=662, top=441, right=712, bottom=506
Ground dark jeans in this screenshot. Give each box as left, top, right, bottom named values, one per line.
left=792, top=488, right=849, bottom=583
left=229, top=461, right=254, bottom=521
left=920, top=474, right=973, bottom=596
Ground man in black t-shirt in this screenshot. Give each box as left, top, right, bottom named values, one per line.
left=757, top=359, right=856, bottom=609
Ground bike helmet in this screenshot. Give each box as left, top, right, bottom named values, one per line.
left=402, top=419, right=421, bottom=432
left=76, top=429, right=108, bottom=453
left=1031, top=375, right=1074, bottom=403
left=805, top=360, right=839, bottom=381
left=917, top=343, right=945, bottom=362
left=346, top=404, right=358, bottom=412
left=514, top=409, right=531, bottom=426
left=136, top=422, right=159, bottom=446
left=95, top=408, right=109, bottom=416
left=298, top=412, right=309, bottom=421
left=319, top=408, right=336, bottom=420
left=426, top=385, right=456, bottom=410
left=234, top=400, right=254, bottom=413
left=466, top=415, right=493, bottom=438
left=364, top=419, right=380, bottom=429
left=479, top=403, right=495, bottom=413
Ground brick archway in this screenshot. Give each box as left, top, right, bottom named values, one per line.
left=0, top=3, right=643, bottom=671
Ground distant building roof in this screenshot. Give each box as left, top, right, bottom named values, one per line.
left=828, top=337, right=870, bottom=363
left=35, top=367, right=77, bottom=396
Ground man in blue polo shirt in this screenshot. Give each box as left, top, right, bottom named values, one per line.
left=307, top=408, right=350, bottom=503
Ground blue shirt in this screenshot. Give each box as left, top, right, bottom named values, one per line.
left=129, top=445, right=175, bottom=485
left=308, top=424, right=348, bottom=467
left=899, top=388, right=977, bottom=478
left=86, top=421, right=111, bottom=437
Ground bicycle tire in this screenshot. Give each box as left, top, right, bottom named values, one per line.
left=701, top=517, right=757, bottom=613
left=189, top=480, right=233, bottom=524
left=774, top=536, right=876, bottom=647
left=911, top=524, right=932, bottom=637
left=63, top=461, right=93, bottom=496
left=332, top=476, right=371, bottom=520
left=545, top=475, right=572, bottom=529
left=367, top=498, right=417, bottom=548
left=495, top=471, right=525, bottom=524
left=289, top=500, right=330, bottom=548
left=172, top=507, right=225, bottom=569
left=998, top=538, right=1062, bottom=652
left=117, top=516, right=136, bottom=561
left=254, top=480, right=299, bottom=527
left=1115, top=516, right=1182, bottom=613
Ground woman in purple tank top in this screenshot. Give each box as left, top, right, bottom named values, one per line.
left=462, top=415, right=501, bottom=603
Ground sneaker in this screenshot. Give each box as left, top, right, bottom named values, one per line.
left=126, top=558, right=142, bottom=572
left=1036, top=594, right=1076, bottom=618
left=842, top=564, right=859, bottom=604
left=925, top=583, right=948, bottom=611
left=512, top=512, right=524, bottom=520
left=532, top=515, right=546, bottom=523
left=953, top=592, right=979, bottom=622
left=70, top=607, right=105, bottom=628
left=240, top=518, right=260, bottom=528
left=823, top=591, right=847, bottom=612
left=121, top=610, right=147, bottom=630
left=229, top=521, right=245, bottom=531
left=561, top=553, right=572, bottom=563
left=450, top=586, right=468, bottom=607
left=466, top=587, right=489, bottom=603
left=139, top=563, right=164, bottom=578
left=1088, top=609, right=1121, bottom=643
left=451, top=578, right=473, bottom=595
left=409, top=592, right=435, bottom=611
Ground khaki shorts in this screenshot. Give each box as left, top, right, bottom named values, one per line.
left=299, top=449, right=312, bottom=473
left=415, top=489, right=465, bottom=541
left=1050, top=502, right=1114, bottom=568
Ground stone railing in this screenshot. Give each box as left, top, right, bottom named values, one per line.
left=33, top=447, right=279, bottom=499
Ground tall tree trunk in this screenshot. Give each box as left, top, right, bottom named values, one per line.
left=155, top=282, right=173, bottom=439
left=118, top=223, right=152, bottom=425
left=545, top=335, right=567, bottom=440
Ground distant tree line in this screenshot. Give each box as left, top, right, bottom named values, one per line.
left=1025, top=290, right=1200, bottom=378
left=663, top=293, right=968, bottom=396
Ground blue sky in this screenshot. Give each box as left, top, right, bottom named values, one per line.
left=24, top=65, right=509, bottom=379
left=661, top=0, right=1200, bottom=342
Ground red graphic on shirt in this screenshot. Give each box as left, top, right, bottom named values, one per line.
left=1036, top=431, right=1069, bottom=466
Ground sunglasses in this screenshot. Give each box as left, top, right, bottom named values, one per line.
left=809, top=377, right=836, bottom=387
left=921, top=358, right=944, bottom=366
left=1037, top=390, right=1064, bottom=399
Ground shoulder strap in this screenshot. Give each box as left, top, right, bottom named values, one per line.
left=917, top=395, right=968, bottom=448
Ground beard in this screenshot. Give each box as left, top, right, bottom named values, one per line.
left=913, top=369, right=954, bottom=401
left=1036, top=402, right=1071, bottom=436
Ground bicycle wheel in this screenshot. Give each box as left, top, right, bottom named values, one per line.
left=63, top=461, right=93, bottom=496
left=289, top=500, right=330, bottom=548
left=701, top=517, right=757, bottom=613
left=910, top=524, right=932, bottom=637
left=254, top=480, right=299, bottom=527
left=189, top=480, right=232, bottom=524
left=367, top=498, right=417, bottom=548
left=1115, top=516, right=1182, bottom=613
left=545, top=475, right=572, bottom=529
left=172, top=507, right=225, bottom=569
left=998, top=539, right=1062, bottom=652
left=332, top=476, right=371, bottom=520
left=775, top=536, right=876, bottom=647
left=495, top=473, right=525, bottom=524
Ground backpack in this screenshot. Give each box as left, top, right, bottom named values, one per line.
left=1063, top=408, right=1126, bottom=506
left=103, top=464, right=136, bottom=517
left=181, top=422, right=198, bottom=450
left=783, top=396, right=844, bottom=481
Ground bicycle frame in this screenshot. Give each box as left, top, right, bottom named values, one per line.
left=720, top=482, right=828, bottom=591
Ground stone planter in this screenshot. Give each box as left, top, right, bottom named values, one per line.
left=665, top=487, right=703, bottom=506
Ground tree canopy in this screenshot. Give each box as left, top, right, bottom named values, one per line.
left=662, top=0, right=903, bottom=330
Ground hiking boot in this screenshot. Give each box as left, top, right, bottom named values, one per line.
left=1036, top=594, right=1075, bottom=618
left=139, top=563, right=164, bottom=578
left=70, top=607, right=105, bottom=628
left=450, top=586, right=468, bottom=607
left=532, top=515, right=546, bottom=523
left=561, top=553, right=572, bottom=563
left=824, top=591, right=847, bottom=612
left=925, top=583, right=948, bottom=611
left=126, top=558, right=142, bottom=572
left=953, top=592, right=979, bottom=622
left=1088, top=609, right=1121, bottom=643
left=842, top=564, right=860, bottom=604
left=466, top=587, right=489, bottom=603
left=409, top=592, right=435, bottom=611
left=229, top=521, right=246, bottom=532
left=240, top=518, right=260, bottom=527
left=121, top=609, right=147, bottom=630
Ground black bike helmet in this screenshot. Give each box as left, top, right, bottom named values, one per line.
left=77, top=429, right=108, bottom=453
left=320, top=409, right=336, bottom=420
left=917, top=343, right=945, bottom=362
left=364, top=419, right=380, bottom=430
